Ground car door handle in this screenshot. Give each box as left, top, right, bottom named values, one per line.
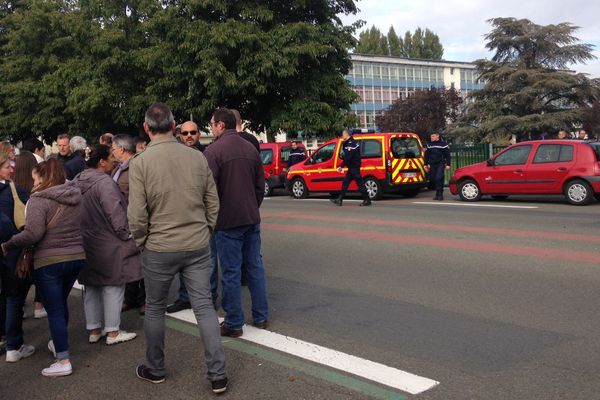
left=515, top=169, right=523, bottom=173
left=557, top=167, right=567, bottom=171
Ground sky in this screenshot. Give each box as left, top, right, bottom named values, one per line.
left=339, top=0, right=600, bottom=77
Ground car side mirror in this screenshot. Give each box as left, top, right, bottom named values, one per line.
left=487, top=159, right=495, bottom=166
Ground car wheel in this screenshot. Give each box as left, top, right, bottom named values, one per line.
left=491, top=195, right=508, bottom=200
left=264, top=180, right=272, bottom=197
left=401, top=189, right=420, bottom=198
left=564, top=179, right=593, bottom=205
left=364, top=177, right=383, bottom=200
left=291, top=178, right=309, bottom=199
left=458, top=179, right=481, bottom=202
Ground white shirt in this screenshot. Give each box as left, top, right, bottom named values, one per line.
left=33, top=153, right=44, bottom=164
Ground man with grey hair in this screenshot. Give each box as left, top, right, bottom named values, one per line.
left=128, top=103, right=227, bottom=393
left=60, top=135, right=86, bottom=180
left=112, top=134, right=145, bottom=315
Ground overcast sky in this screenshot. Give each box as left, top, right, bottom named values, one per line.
left=340, top=0, right=600, bottom=77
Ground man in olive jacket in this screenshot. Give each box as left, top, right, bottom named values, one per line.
left=128, top=103, right=228, bottom=394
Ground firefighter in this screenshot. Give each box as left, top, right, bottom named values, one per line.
left=424, top=132, right=451, bottom=201
left=330, top=130, right=371, bottom=207
left=287, top=141, right=306, bottom=169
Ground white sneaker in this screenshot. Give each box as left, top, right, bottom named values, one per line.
left=6, top=344, right=36, bottom=362
left=48, top=340, right=56, bottom=358
left=88, top=330, right=107, bottom=344
left=42, top=361, right=72, bottom=377
left=106, top=330, right=137, bottom=345
left=34, top=308, right=48, bottom=319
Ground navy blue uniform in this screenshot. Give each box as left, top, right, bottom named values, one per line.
left=339, top=137, right=369, bottom=201
left=424, top=139, right=451, bottom=198
left=287, top=147, right=306, bottom=169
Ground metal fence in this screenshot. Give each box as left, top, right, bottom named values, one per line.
left=444, top=143, right=508, bottom=184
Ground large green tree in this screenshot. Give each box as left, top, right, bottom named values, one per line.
left=450, top=18, right=600, bottom=142
left=376, top=87, right=462, bottom=138
left=354, top=25, right=444, bottom=60
left=0, top=0, right=360, bottom=143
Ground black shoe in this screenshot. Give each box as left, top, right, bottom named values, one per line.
left=166, top=300, right=191, bottom=314
left=329, top=197, right=343, bottom=206
left=433, top=196, right=440, bottom=200
left=136, top=365, right=165, bottom=384
left=253, top=320, right=268, bottom=329
left=437, top=196, right=444, bottom=201
left=220, top=322, right=243, bottom=338
left=212, top=377, right=228, bottom=394
left=360, top=200, right=372, bottom=207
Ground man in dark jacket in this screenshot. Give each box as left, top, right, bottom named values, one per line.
left=56, top=134, right=86, bottom=180
left=204, top=108, right=268, bottom=338
left=287, top=142, right=306, bottom=169
left=330, top=130, right=371, bottom=207
left=424, top=132, right=451, bottom=201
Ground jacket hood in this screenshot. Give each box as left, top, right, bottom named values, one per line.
left=70, top=168, right=110, bottom=194
left=32, top=183, right=82, bottom=206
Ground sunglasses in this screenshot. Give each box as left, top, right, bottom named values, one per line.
left=181, top=130, right=198, bottom=136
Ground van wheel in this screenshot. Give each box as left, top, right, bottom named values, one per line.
left=364, top=177, right=382, bottom=200
left=564, top=179, right=593, bottom=205
left=458, top=179, right=481, bottom=202
left=291, top=178, right=309, bottom=199
left=264, top=180, right=272, bottom=197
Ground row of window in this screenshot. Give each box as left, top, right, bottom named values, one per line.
left=460, top=69, right=479, bottom=84
left=495, top=144, right=574, bottom=165
left=349, top=62, right=446, bottom=81
left=355, top=87, right=421, bottom=103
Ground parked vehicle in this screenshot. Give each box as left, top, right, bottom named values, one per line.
left=260, top=142, right=307, bottom=196
left=449, top=140, right=600, bottom=205
left=286, top=132, right=427, bottom=200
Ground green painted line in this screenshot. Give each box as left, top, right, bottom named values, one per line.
left=165, top=317, right=407, bottom=400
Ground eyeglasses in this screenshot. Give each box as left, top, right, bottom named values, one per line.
left=181, top=130, right=198, bottom=136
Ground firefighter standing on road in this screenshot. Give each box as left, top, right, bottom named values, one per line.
left=330, top=130, right=371, bottom=207
left=424, top=132, right=451, bottom=201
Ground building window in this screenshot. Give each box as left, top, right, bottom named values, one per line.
left=372, top=65, right=381, bottom=80
left=353, top=63, right=363, bottom=78
left=381, top=65, right=390, bottom=80
left=374, top=87, right=383, bottom=102
left=364, top=87, right=374, bottom=101
left=364, top=65, right=372, bottom=79
left=398, top=66, right=406, bottom=80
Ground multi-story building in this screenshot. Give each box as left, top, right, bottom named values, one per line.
left=347, top=54, right=484, bottom=130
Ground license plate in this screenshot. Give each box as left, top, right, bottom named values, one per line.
left=403, top=172, right=417, bottom=178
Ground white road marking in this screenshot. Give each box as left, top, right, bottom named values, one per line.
left=413, top=201, right=538, bottom=209
left=170, top=310, right=439, bottom=395
left=264, top=197, right=363, bottom=202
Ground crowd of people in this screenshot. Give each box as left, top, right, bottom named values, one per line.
left=0, top=104, right=269, bottom=394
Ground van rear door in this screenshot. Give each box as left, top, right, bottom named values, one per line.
left=389, top=135, right=425, bottom=185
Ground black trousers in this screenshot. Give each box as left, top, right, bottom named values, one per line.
left=430, top=163, right=446, bottom=193
left=124, top=279, right=145, bottom=308
left=340, top=168, right=369, bottom=201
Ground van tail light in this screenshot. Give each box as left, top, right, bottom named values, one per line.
left=595, top=162, right=600, bottom=176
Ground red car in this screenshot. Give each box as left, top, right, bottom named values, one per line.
left=449, top=140, right=600, bottom=205
left=260, top=142, right=307, bottom=196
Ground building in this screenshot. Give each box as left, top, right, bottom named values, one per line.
left=347, top=54, right=484, bottom=130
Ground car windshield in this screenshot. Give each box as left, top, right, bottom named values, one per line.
left=391, top=137, right=420, bottom=158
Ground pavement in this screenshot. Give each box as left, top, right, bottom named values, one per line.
left=2, top=188, right=600, bottom=399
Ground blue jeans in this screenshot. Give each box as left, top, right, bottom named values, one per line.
left=33, top=260, right=84, bottom=360
left=178, top=235, right=219, bottom=305
left=216, top=224, right=268, bottom=330
left=5, top=276, right=31, bottom=351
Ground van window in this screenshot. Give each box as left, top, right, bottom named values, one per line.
left=361, top=139, right=382, bottom=158
left=260, top=149, right=273, bottom=165
left=494, top=145, right=532, bottom=165
left=280, top=147, right=291, bottom=163
left=391, top=137, right=420, bottom=159
left=309, top=143, right=336, bottom=164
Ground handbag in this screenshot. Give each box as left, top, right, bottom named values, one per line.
left=14, top=205, right=64, bottom=279
left=9, top=181, right=26, bottom=231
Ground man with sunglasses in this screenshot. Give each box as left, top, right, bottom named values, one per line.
left=177, top=121, right=205, bottom=152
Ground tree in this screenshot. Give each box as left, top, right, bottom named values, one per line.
left=450, top=18, right=600, bottom=142
left=355, top=26, right=443, bottom=60
left=376, top=87, right=462, bottom=138
left=0, top=0, right=361, bottom=143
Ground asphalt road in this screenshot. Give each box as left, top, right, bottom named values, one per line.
left=2, top=188, right=600, bottom=399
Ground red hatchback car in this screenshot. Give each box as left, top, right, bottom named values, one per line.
left=449, top=140, right=600, bottom=205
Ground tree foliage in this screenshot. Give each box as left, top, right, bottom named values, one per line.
left=355, top=25, right=443, bottom=60
left=450, top=18, right=600, bottom=142
left=0, top=0, right=360, bottom=143
left=376, top=87, right=462, bottom=138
